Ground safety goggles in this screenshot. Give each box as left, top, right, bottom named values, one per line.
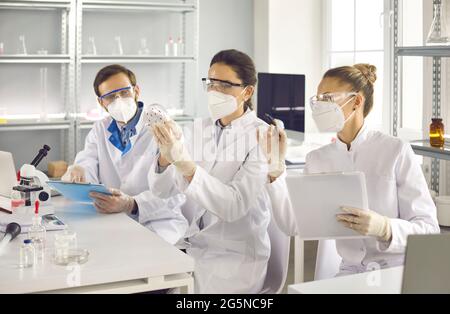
left=310, top=92, right=357, bottom=110
left=99, top=86, right=135, bottom=105
left=202, top=78, right=247, bottom=93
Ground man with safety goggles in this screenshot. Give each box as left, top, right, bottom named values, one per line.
left=61, top=64, right=187, bottom=245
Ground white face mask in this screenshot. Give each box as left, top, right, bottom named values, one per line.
left=207, top=90, right=245, bottom=121
left=311, top=97, right=356, bottom=133
left=107, top=97, right=137, bottom=123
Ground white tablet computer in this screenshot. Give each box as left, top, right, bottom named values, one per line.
left=285, top=171, right=369, bottom=240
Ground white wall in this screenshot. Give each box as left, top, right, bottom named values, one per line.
left=197, top=0, right=255, bottom=118
left=254, top=0, right=324, bottom=133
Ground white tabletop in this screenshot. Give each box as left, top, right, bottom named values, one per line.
left=288, top=266, right=403, bottom=294
left=0, top=197, right=194, bottom=294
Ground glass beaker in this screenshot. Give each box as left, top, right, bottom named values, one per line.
left=53, top=230, right=77, bottom=264
left=138, top=38, right=150, bottom=55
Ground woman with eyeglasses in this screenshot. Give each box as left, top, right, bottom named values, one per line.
left=148, top=49, right=272, bottom=293
left=260, top=64, right=440, bottom=276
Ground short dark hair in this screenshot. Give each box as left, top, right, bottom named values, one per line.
left=210, top=49, right=257, bottom=111
left=93, top=64, right=137, bottom=97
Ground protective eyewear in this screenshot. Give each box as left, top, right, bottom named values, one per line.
left=202, top=78, right=246, bottom=92
left=310, top=92, right=357, bottom=110
left=99, top=86, right=135, bottom=105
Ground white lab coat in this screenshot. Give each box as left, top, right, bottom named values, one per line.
left=266, top=124, right=440, bottom=274
left=148, top=111, right=271, bottom=294
left=74, top=103, right=188, bottom=245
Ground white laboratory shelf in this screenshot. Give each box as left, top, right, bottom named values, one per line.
left=82, top=0, right=196, bottom=12
left=0, top=0, right=71, bottom=9
left=395, top=46, right=450, bottom=57
left=80, top=55, right=196, bottom=64
left=77, top=114, right=195, bottom=130
left=0, top=55, right=72, bottom=64
left=0, top=120, right=71, bottom=131
left=410, top=140, right=450, bottom=161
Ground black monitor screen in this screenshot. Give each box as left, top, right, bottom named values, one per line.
left=257, top=72, right=305, bottom=133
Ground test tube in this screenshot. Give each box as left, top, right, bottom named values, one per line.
left=18, top=35, right=27, bottom=55
left=114, top=36, right=123, bottom=55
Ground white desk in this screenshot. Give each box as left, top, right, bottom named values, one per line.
left=0, top=197, right=195, bottom=294
left=288, top=267, right=403, bottom=294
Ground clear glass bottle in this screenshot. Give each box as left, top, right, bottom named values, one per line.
left=165, top=36, right=174, bottom=56
left=177, top=37, right=184, bottom=56
left=426, top=2, right=450, bottom=46
left=430, top=118, right=445, bottom=148
left=18, top=35, right=27, bottom=55
left=19, top=239, right=35, bottom=268
left=27, top=215, right=46, bottom=259
left=87, top=36, right=97, bottom=55
left=114, top=36, right=123, bottom=55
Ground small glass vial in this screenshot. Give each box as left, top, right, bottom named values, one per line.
left=27, top=215, right=46, bottom=259
left=430, top=118, right=445, bottom=148
left=19, top=239, right=35, bottom=268
left=177, top=37, right=184, bottom=56
left=165, top=36, right=174, bottom=56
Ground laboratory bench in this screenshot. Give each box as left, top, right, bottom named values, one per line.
left=0, top=196, right=194, bottom=294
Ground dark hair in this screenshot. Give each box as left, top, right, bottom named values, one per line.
left=323, top=63, right=377, bottom=118
left=93, top=64, right=137, bottom=97
left=210, top=49, right=257, bottom=111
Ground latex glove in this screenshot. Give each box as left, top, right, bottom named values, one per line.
left=89, top=189, right=137, bottom=214
left=257, top=123, right=287, bottom=181
left=152, top=120, right=196, bottom=177
left=61, top=165, right=86, bottom=183
left=337, top=207, right=392, bottom=242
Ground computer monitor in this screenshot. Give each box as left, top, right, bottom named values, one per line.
left=257, top=72, right=306, bottom=142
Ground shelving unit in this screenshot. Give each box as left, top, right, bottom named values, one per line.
left=80, top=55, right=196, bottom=64
left=73, top=0, right=199, bottom=153
left=0, top=120, right=72, bottom=131
left=0, top=0, right=199, bottom=165
left=411, top=140, right=450, bottom=162
left=0, top=55, right=72, bottom=63
left=82, top=0, right=196, bottom=12
left=395, top=45, right=450, bottom=57
left=0, top=0, right=76, bottom=165
left=393, top=0, right=449, bottom=193
left=0, top=0, right=72, bottom=9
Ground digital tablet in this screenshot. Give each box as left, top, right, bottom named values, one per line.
left=285, top=171, right=369, bottom=240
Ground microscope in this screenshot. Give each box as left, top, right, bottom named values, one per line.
left=13, top=145, right=52, bottom=207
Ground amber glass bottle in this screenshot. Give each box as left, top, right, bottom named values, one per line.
left=430, top=118, right=445, bottom=148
